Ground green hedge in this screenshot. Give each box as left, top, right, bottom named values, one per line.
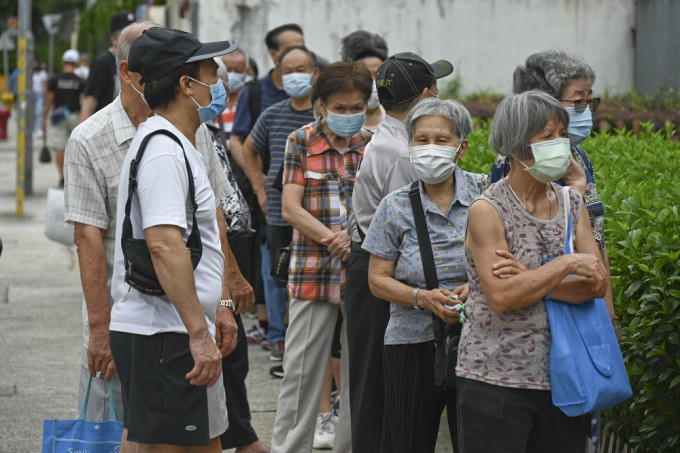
left=461, top=122, right=680, bottom=451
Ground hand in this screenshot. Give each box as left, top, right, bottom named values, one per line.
left=186, top=328, right=223, bottom=387
left=326, top=229, right=351, bottom=262
left=492, top=250, right=527, bottom=279
left=562, top=157, right=587, bottom=196
left=255, top=186, right=267, bottom=213
left=227, top=272, right=255, bottom=315
left=568, top=253, right=608, bottom=293
left=214, top=305, right=238, bottom=357
left=419, top=288, right=461, bottom=324
left=87, top=325, right=116, bottom=380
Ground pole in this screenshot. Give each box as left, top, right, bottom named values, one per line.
left=2, top=45, right=8, bottom=93
left=48, top=33, right=54, bottom=76
left=16, top=0, right=34, bottom=217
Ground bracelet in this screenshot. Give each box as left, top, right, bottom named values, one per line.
left=219, top=299, right=235, bottom=312
left=611, top=315, right=620, bottom=331
left=413, top=287, right=423, bottom=311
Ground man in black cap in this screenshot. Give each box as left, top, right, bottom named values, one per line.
left=79, top=10, right=136, bottom=122
left=107, top=26, right=239, bottom=451
left=344, top=51, right=453, bottom=453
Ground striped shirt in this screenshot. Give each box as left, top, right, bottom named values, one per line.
left=64, top=96, right=233, bottom=347
left=283, top=122, right=372, bottom=304
left=250, top=99, right=315, bottom=226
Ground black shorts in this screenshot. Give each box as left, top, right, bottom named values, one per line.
left=110, top=331, right=210, bottom=446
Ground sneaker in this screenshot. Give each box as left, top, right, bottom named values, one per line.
left=313, top=412, right=335, bottom=450
left=269, top=341, right=285, bottom=361
left=261, top=339, right=272, bottom=351
left=269, top=365, right=284, bottom=379
left=245, top=325, right=266, bottom=344
left=244, top=309, right=258, bottom=319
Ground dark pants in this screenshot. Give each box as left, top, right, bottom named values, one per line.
left=457, top=377, right=588, bottom=453
left=345, top=242, right=391, bottom=453
left=380, top=341, right=457, bottom=453
left=220, top=234, right=259, bottom=449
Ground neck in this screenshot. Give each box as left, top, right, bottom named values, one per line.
left=320, top=118, right=351, bottom=151
left=155, top=103, right=200, bottom=147
left=506, top=162, right=548, bottom=203
left=386, top=109, right=408, bottom=124
left=290, top=96, right=312, bottom=111
left=120, top=87, right=152, bottom=128
left=271, top=67, right=283, bottom=89
left=364, top=106, right=382, bottom=128
left=423, top=174, right=456, bottom=213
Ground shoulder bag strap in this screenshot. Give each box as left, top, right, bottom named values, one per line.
left=562, top=186, right=573, bottom=254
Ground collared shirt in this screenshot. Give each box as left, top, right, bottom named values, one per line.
left=64, top=97, right=233, bottom=346
left=283, top=122, right=372, bottom=304
left=349, top=114, right=418, bottom=243
left=362, top=168, right=485, bottom=345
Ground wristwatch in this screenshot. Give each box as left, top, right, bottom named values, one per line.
left=219, top=299, right=235, bottom=312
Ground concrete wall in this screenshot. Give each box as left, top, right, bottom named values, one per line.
left=176, top=0, right=636, bottom=96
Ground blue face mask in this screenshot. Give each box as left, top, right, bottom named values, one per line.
left=245, top=74, right=254, bottom=84
left=227, top=72, right=246, bottom=92
left=282, top=72, right=312, bottom=99
left=188, top=77, right=228, bottom=123
left=325, top=108, right=366, bottom=138
left=565, top=106, right=593, bottom=145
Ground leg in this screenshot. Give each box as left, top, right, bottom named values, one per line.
left=265, top=226, right=292, bottom=355
left=345, top=243, right=390, bottom=453
left=271, top=300, right=339, bottom=453
left=332, top=315, right=352, bottom=453
left=528, top=390, right=588, bottom=453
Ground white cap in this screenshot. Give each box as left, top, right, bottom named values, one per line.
left=62, top=49, right=80, bottom=64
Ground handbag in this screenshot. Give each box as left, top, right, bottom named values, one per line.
left=50, top=106, right=70, bottom=126
left=39, top=134, right=52, bottom=163
left=44, top=188, right=74, bottom=247
left=42, top=376, right=123, bottom=452
left=408, top=180, right=462, bottom=388
left=271, top=244, right=291, bottom=287
left=545, top=187, right=632, bottom=417
left=121, top=130, right=202, bottom=296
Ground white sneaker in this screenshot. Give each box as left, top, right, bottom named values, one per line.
left=313, top=412, right=335, bottom=450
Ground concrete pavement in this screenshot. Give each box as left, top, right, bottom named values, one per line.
left=0, top=113, right=454, bottom=452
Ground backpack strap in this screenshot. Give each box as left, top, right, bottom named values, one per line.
left=247, top=79, right=261, bottom=130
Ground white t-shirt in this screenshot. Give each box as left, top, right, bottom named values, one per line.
left=110, top=115, right=224, bottom=336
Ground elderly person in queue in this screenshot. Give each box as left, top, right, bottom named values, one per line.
left=363, top=98, right=485, bottom=453
left=271, top=61, right=373, bottom=453
left=457, top=90, right=609, bottom=453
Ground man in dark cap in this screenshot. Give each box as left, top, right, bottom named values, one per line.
left=107, top=26, right=239, bottom=451
left=345, top=52, right=453, bottom=453
left=79, top=11, right=136, bottom=122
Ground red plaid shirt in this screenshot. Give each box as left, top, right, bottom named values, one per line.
left=283, top=121, right=372, bottom=303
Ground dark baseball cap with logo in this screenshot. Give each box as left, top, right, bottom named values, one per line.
left=376, top=52, right=454, bottom=107
left=110, top=11, right=136, bottom=34
left=128, top=27, right=239, bottom=84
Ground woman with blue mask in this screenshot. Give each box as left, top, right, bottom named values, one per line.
left=271, top=61, right=373, bottom=453
left=487, top=50, right=616, bottom=453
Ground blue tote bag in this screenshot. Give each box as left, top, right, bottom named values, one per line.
left=544, top=188, right=632, bottom=417
left=42, top=376, right=123, bottom=452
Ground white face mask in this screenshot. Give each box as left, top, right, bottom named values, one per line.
left=367, top=81, right=380, bottom=110
left=520, top=137, right=571, bottom=183
left=409, top=144, right=459, bottom=184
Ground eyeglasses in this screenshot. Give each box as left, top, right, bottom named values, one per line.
left=558, top=97, right=601, bottom=113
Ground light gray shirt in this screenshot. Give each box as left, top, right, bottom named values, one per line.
left=349, top=114, right=418, bottom=242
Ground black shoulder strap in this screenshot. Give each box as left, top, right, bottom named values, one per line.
left=408, top=181, right=439, bottom=290
left=247, top=79, right=261, bottom=130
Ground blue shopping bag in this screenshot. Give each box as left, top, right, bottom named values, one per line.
left=544, top=188, right=632, bottom=417
left=42, top=376, right=123, bottom=452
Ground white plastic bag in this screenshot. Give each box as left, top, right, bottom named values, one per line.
left=44, top=188, right=74, bottom=246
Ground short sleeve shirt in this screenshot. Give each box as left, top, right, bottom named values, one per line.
left=231, top=71, right=288, bottom=137
left=48, top=72, right=84, bottom=112
left=283, top=122, right=372, bottom=304
left=250, top=99, right=314, bottom=226
left=362, top=168, right=485, bottom=344
left=83, top=50, right=117, bottom=112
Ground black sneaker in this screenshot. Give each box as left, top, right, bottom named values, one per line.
left=270, top=365, right=284, bottom=379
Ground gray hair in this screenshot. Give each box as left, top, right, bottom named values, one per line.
left=116, top=22, right=160, bottom=69
left=406, top=98, right=474, bottom=143
left=489, top=90, right=570, bottom=159
left=512, top=49, right=596, bottom=98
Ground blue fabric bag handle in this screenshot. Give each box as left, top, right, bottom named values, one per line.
left=42, top=376, right=123, bottom=452
left=544, top=188, right=632, bottom=417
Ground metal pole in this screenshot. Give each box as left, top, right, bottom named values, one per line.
left=48, top=33, right=54, bottom=76
left=16, top=0, right=34, bottom=217
left=2, top=46, right=8, bottom=93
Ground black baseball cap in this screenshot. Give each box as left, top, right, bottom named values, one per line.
left=128, top=27, right=239, bottom=84
left=376, top=52, right=454, bottom=106
left=110, top=11, right=136, bottom=34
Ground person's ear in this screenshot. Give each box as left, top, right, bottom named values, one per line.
left=119, top=60, right=131, bottom=84
left=311, top=67, right=320, bottom=82
left=457, top=139, right=468, bottom=161
left=179, top=75, right=194, bottom=96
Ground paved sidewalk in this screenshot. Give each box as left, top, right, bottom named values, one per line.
left=0, top=116, right=454, bottom=452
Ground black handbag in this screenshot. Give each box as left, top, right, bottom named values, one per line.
left=408, top=180, right=461, bottom=389
left=121, top=130, right=202, bottom=296
left=271, top=245, right=291, bottom=287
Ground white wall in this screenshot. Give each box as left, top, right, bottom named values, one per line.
left=186, top=0, right=635, bottom=96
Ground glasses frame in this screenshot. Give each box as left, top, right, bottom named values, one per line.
left=558, top=97, right=601, bottom=113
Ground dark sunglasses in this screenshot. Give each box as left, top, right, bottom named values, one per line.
left=558, top=97, right=601, bottom=113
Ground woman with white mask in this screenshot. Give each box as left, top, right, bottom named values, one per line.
left=363, top=98, right=502, bottom=453
left=457, top=91, right=609, bottom=453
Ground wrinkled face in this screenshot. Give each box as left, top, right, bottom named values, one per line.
left=410, top=115, right=458, bottom=148
left=222, top=52, right=247, bottom=74
left=280, top=49, right=314, bottom=75
left=559, top=78, right=594, bottom=109
left=321, top=89, right=365, bottom=115
left=524, top=114, right=568, bottom=164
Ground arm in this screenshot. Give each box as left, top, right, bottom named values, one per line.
left=368, top=254, right=462, bottom=324
left=229, top=134, right=247, bottom=171
left=214, top=208, right=240, bottom=357
left=73, top=222, right=115, bottom=380
left=562, top=156, right=587, bottom=196
left=78, top=95, right=98, bottom=123
left=241, top=135, right=267, bottom=212
left=145, top=224, right=222, bottom=387
left=465, top=200, right=607, bottom=314
left=42, top=91, right=55, bottom=129
left=282, top=183, right=335, bottom=245
left=216, top=208, right=255, bottom=315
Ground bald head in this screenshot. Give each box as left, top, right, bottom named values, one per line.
left=116, top=22, right=159, bottom=69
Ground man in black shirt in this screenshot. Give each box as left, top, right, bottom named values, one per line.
left=43, top=49, right=84, bottom=186
left=79, top=11, right=135, bottom=122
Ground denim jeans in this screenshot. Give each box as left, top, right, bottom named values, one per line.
left=260, top=240, right=287, bottom=344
